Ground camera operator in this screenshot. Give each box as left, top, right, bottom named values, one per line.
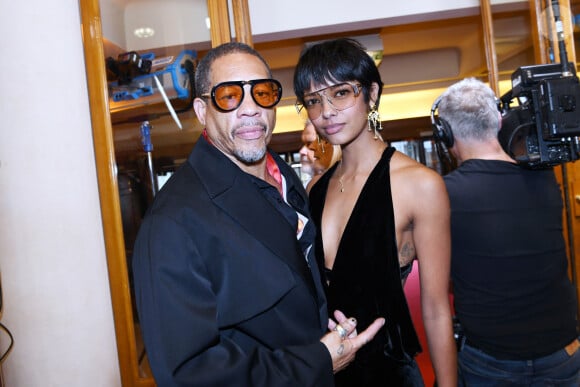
left=433, top=77, right=580, bottom=386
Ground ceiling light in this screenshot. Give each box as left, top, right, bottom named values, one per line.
left=134, top=27, right=155, bottom=38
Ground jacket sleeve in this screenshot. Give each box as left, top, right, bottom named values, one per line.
left=132, top=213, right=334, bottom=387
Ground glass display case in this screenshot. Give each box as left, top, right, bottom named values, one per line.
left=391, top=138, right=443, bottom=174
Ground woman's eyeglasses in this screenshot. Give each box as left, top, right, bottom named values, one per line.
left=295, top=83, right=362, bottom=120
left=201, top=79, right=282, bottom=112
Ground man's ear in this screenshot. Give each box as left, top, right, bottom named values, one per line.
left=193, top=97, right=207, bottom=126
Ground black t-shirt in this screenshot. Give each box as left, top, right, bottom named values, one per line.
left=445, top=159, right=578, bottom=359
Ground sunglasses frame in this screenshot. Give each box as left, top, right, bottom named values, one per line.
left=295, top=82, right=362, bottom=120
left=202, top=79, right=283, bottom=112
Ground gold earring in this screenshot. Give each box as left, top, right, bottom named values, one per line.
left=367, top=105, right=383, bottom=140
left=317, top=135, right=326, bottom=153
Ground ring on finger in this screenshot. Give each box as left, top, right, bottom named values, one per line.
left=334, top=324, right=348, bottom=339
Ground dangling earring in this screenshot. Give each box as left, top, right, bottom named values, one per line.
left=317, top=135, right=326, bottom=153
left=367, top=105, right=383, bottom=140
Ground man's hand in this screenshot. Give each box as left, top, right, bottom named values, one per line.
left=320, top=310, right=385, bottom=373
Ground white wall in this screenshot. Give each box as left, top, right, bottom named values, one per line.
left=248, top=0, right=526, bottom=39
left=0, top=0, right=121, bottom=386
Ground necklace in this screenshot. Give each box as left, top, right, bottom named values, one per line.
left=338, top=161, right=344, bottom=193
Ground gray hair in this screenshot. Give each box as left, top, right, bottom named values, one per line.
left=437, top=78, right=500, bottom=142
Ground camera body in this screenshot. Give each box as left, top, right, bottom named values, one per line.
left=106, top=51, right=153, bottom=85
left=499, top=63, right=580, bottom=168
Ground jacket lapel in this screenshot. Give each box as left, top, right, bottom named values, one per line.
left=190, top=138, right=318, bottom=297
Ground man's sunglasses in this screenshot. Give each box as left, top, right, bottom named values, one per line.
left=201, top=79, right=282, bottom=112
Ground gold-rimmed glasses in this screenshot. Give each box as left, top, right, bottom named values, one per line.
left=295, top=82, right=362, bottom=120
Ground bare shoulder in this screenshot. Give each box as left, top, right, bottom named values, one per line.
left=390, top=151, right=448, bottom=200
left=391, top=151, right=444, bottom=183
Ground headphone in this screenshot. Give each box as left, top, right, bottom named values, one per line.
left=430, top=96, right=454, bottom=148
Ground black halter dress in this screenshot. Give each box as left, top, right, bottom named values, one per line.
left=309, top=147, right=422, bottom=386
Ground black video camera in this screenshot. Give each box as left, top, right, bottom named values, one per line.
left=499, top=0, right=580, bottom=169
left=498, top=63, right=580, bottom=169
left=106, top=51, right=152, bottom=85
left=499, top=63, right=580, bottom=169
left=498, top=64, right=580, bottom=168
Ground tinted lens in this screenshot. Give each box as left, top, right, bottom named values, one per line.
left=213, top=84, right=244, bottom=111
left=327, top=83, right=358, bottom=109
left=252, top=80, right=281, bottom=108
left=210, top=80, right=282, bottom=112
left=302, top=83, right=360, bottom=120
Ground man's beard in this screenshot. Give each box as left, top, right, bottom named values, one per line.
left=234, top=145, right=267, bottom=164
left=230, top=120, right=270, bottom=164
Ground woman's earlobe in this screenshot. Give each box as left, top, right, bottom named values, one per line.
left=370, top=82, right=380, bottom=104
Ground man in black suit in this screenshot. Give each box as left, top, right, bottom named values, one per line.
left=132, top=42, right=384, bottom=387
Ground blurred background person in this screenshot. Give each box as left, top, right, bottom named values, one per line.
left=299, top=120, right=341, bottom=188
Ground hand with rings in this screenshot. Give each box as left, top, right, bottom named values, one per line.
left=334, top=323, right=348, bottom=340
left=320, top=310, right=385, bottom=373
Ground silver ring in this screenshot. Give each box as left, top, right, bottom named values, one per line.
left=335, top=324, right=348, bottom=339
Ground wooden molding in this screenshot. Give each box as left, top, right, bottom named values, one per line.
left=232, top=0, right=253, bottom=46
left=481, top=0, right=499, bottom=93
left=79, top=0, right=149, bottom=385
left=207, top=0, right=231, bottom=46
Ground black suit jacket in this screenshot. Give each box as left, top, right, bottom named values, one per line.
left=133, top=137, right=333, bottom=386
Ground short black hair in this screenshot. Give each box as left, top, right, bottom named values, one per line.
left=194, top=42, right=272, bottom=98
left=293, top=38, right=383, bottom=106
